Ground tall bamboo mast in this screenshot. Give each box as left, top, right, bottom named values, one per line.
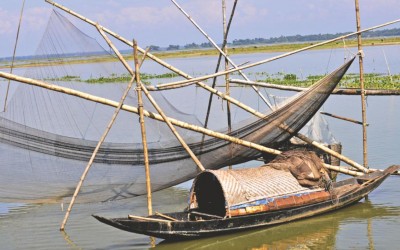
left=134, top=40, right=153, bottom=216
left=222, top=0, right=232, bottom=169
left=95, top=24, right=205, bottom=172
left=170, top=0, right=273, bottom=109
left=59, top=75, right=137, bottom=231
left=203, top=0, right=238, bottom=131
left=355, top=0, right=368, bottom=168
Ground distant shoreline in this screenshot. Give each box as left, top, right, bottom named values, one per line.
left=1, top=36, right=399, bottom=70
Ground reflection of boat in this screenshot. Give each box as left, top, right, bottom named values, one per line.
left=93, top=165, right=399, bottom=240
left=154, top=199, right=399, bottom=249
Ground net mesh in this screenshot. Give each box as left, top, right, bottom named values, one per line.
left=0, top=10, right=353, bottom=203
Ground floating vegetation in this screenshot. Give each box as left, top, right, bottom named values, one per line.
left=261, top=72, right=400, bottom=90
left=46, top=72, right=180, bottom=84
left=44, top=71, right=400, bottom=90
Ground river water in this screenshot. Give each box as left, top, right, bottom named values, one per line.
left=1, top=45, right=400, bottom=249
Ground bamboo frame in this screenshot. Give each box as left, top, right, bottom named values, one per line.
left=154, top=19, right=400, bottom=90
left=16, top=0, right=374, bottom=175
left=170, top=0, right=273, bottom=109
left=204, top=0, right=238, bottom=131
left=95, top=24, right=205, bottom=172
left=0, top=70, right=369, bottom=178
left=59, top=74, right=137, bottom=231
left=0, top=71, right=283, bottom=156
left=44, top=0, right=399, bottom=173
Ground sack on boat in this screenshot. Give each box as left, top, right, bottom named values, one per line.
left=267, top=150, right=330, bottom=187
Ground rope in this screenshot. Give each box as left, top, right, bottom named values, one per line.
left=3, top=0, right=26, bottom=112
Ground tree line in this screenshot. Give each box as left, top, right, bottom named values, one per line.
left=148, top=27, right=400, bottom=51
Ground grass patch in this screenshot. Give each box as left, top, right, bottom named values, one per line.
left=46, top=72, right=180, bottom=84
left=261, top=72, right=400, bottom=89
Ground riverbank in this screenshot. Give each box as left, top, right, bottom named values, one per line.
left=1, top=36, right=399, bottom=70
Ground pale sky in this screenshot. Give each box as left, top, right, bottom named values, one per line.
left=1, top=0, right=400, bottom=58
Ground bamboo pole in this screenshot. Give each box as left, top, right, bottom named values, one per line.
left=0, top=68, right=368, bottom=173
left=320, top=112, right=369, bottom=126
left=45, top=0, right=197, bottom=90
left=155, top=212, right=179, bottom=221
left=95, top=24, right=205, bottom=172
left=0, top=72, right=366, bottom=177
left=3, top=0, right=25, bottom=112
left=59, top=75, right=137, bottom=231
left=222, top=0, right=232, bottom=169
left=45, top=0, right=400, bottom=93
left=355, top=0, right=368, bottom=168
left=170, top=0, right=273, bottom=109
left=44, top=0, right=390, bottom=172
left=0, top=71, right=284, bottom=156
left=134, top=40, right=153, bottom=216
left=155, top=19, right=400, bottom=90
left=230, top=78, right=400, bottom=95
left=322, top=164, right=364, bottom=177
left=203, top=0, right=238, bottom=132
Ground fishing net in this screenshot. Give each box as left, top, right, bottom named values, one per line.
left=0, top=10, right=353, bottom=203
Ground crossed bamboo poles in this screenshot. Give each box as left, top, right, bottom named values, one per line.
left=43, top=0, right=380, bottom=174
left=2, top=0, right=398, bottom=230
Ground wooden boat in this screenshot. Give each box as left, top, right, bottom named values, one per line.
left=93, top=164, right=399, bottom=241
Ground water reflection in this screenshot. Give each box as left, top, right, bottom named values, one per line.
left=154, top=200, right=400, bottom=250
left=1, top=180, right=399, bottom=249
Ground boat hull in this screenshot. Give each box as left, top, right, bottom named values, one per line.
left=93, top=165, right=399, bottom=240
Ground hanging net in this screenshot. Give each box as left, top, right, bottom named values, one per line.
left=0, top=10, right=354, bottom=203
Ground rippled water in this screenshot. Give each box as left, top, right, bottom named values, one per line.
left=1, top=45, right=400, bottom=249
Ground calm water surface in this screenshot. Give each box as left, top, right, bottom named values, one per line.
left=1, top=46, right=400, bottom=249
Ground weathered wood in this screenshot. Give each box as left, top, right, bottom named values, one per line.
left=155, top=212, right=179, bottom=221
left=323, top=164, right=364, bottom=176
left=128, top=214, right=171, bottom=223
left=320, top=112, right=369, bottom=126
left=134, top=40, right=153, bottom=216
left=190, top=211, right=224, bottom=219
left=355, top=0, right=369, bottom=168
